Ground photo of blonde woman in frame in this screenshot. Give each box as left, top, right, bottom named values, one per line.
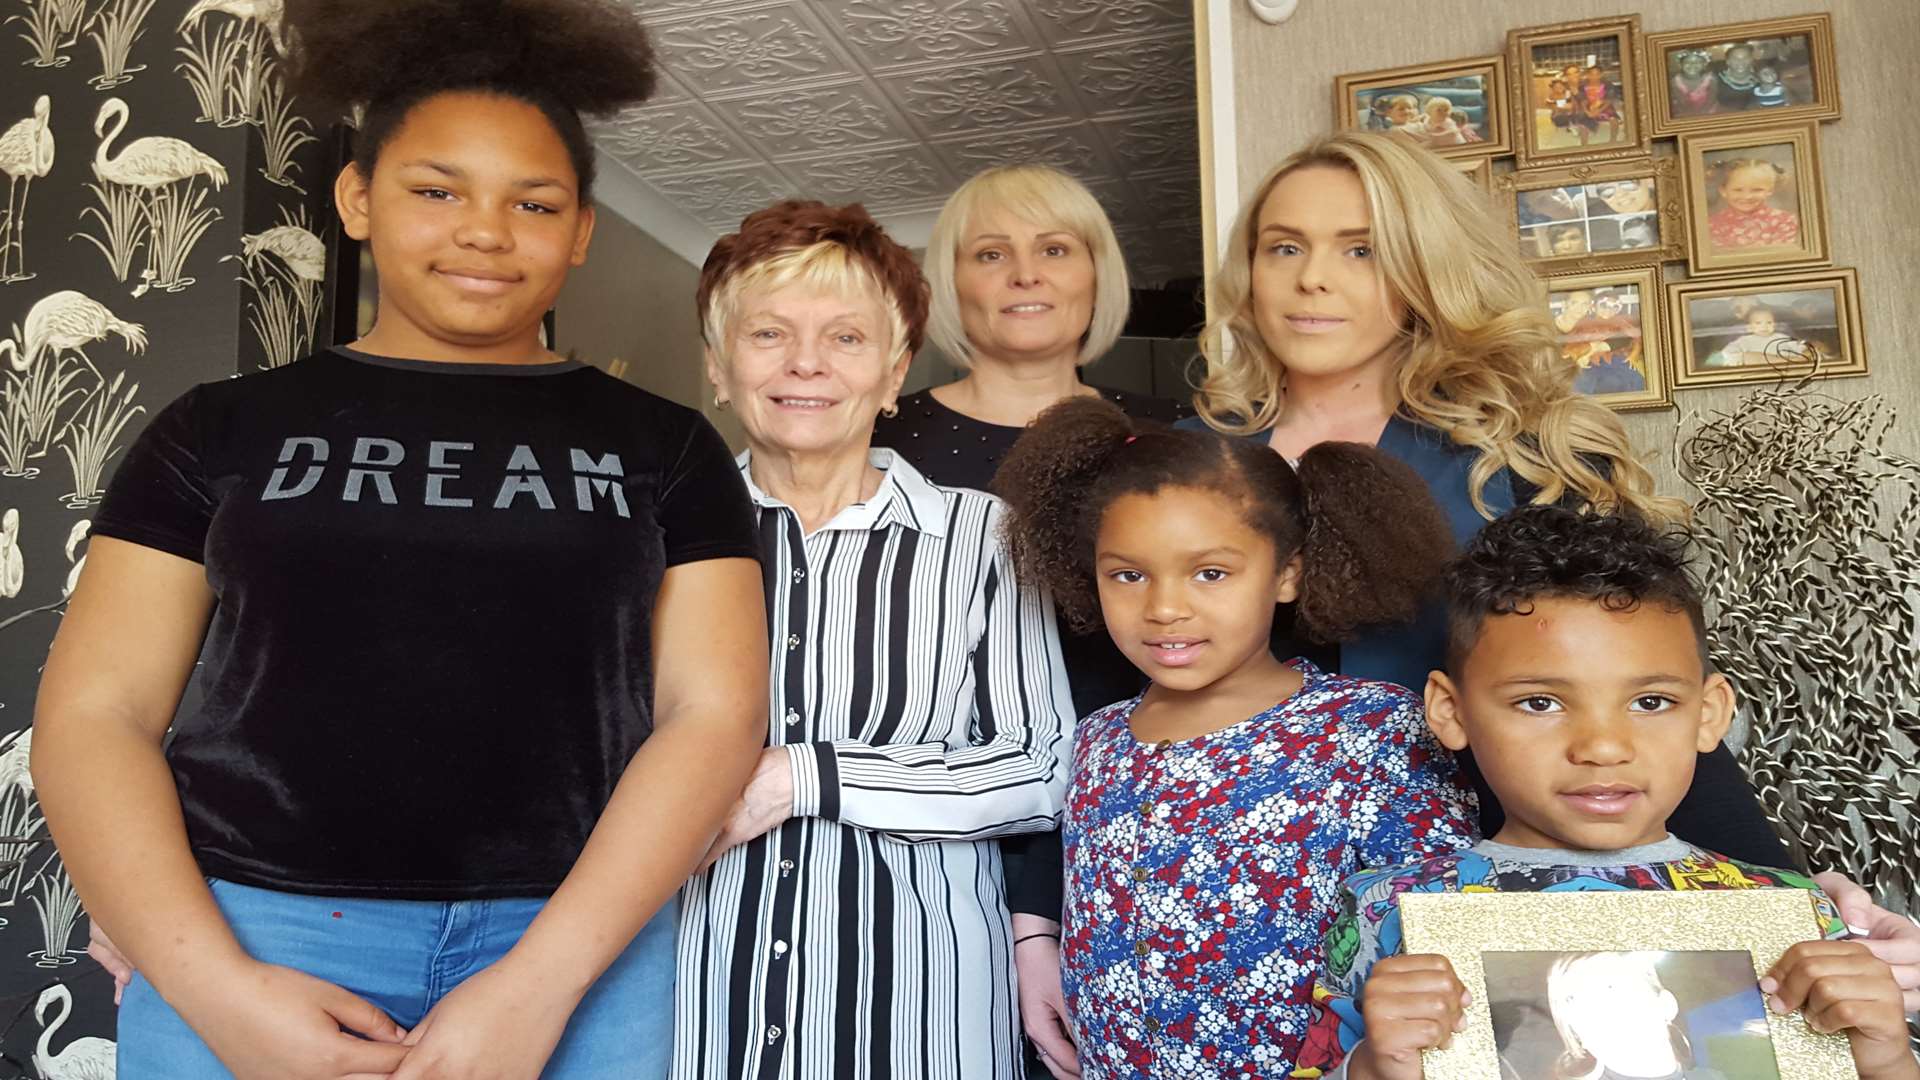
left=1484, top=949, right=1782, bottom=1080
left=1396, top=890, right=1867, bottom=1080
left=1647, top=14, right=1841, bottom=137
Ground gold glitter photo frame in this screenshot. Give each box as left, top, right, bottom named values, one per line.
left=1399, top=889, right=1859, bottom=1080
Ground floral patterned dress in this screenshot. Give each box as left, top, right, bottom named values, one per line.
left=1060, top=661, right=1476, bottom=1079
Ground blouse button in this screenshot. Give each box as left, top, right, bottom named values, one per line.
left=773, top=940, right=789, bottom=957
left=1138, top=799, right=1154, bottom=818
left=1144, top=1017, right=1161, bottom=1034
left=786, top=633, right=800, bottom=650
left=1155, top=739, right=1172, bottom=752
left=1131, top=866, right=1148, bottom=883
left=785, top=708, right=800, bottom=726
left=766, top=1025, right=783, bottom=1043
left=1134, top=941, right=1151, bottom=957
left=792, top=567, right=805, bottom=582
left=779, top=858, right=795, bottom=876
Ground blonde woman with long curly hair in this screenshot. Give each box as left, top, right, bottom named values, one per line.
left=1187, top=130, right=1788, bottom=868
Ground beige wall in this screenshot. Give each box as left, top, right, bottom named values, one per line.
left=554, top=210, right=745, bottom=447
left=1210, top=0, right=1920, bottom=494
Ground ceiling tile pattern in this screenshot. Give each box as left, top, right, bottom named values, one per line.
left=596, top=0, right=1202, bottom=285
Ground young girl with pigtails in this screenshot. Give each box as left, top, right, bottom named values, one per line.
left=992, top=396, right=1478, bottom=1079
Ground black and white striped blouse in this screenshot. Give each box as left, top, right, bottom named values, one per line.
left=672, top=448, right=1076, bottom=1080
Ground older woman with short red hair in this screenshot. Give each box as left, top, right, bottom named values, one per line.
left=672, top=201, right=1076, bottom=1079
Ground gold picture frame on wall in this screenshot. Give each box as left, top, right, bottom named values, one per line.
left=1334, top=55, right=1512, bottom=160
left=1667, top=266, right=1866, bottom=390
left=1455, top=157, right=1493, bottom=194
left=1506, top=15, right=1651, bottom=169
left=1680, top=122, right=1828, bottom=277
left=1500, top=156, right=1684, bottom=274
left=1400, top=889, right=1861, bottom=1080
left=1646, top=14, right=1840, bottom=137
left=1547, top=266, right=1670, bottom=412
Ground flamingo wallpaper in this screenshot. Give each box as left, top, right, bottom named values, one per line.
left=0, top=0, right=336, bottom=1071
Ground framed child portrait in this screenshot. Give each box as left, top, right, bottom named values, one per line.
left=1335, top=55, right=1513, bottom=160
left=1500, top=156, right=1684, bottom=274
left=1506, top=15, right=1651, bottom=169
left=1680, top=122, right=1829, bottom=276
left=1546, top=267, right=1670, bottom=412
left=1646, top=14, right=1841, bottom=137
left=1666, top=267, right=1866, bottom=390
left=1398, top=890, right=1861, bottom=1080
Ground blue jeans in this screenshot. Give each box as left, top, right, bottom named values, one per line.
left=118, top=878, right=677, bottom=1078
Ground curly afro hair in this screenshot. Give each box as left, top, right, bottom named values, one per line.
left=992, top=396, right=1453, bottom=643
left=283, top=0, right=659, bottom=201
left=1444, top=504, right=1707, bottom=674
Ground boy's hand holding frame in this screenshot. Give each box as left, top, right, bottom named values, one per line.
left=1395, top=889, right=1883, bottom=1079
left=1347, top=954, right=1471, bottom=1080
left=1764, top=940, right=1920, bottom=1080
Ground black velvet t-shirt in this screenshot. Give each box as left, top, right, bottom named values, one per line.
left=91, top=348, right=759, bottom=899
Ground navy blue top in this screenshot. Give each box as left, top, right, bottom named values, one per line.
left=1180, top=412, right=1792, bottom=869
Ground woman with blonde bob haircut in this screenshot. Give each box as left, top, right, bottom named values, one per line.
left=921, top=164, right=1131, bottom=368
left=1189, top=130, right=1791, bottom=869
left=875, top=163, right=1188, bottom=1080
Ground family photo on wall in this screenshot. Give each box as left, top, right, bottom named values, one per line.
left=1339, top=10, right=1861, bottom=416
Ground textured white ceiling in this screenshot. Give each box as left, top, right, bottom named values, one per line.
left=593, top=0, right=1203, bottom=286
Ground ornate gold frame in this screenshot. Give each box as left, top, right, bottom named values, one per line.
left=1499, top=156, right=1685, bottom=275
left=1506, top=15, right=1652, bottom=169
left=1666, top=266, right=1866, bottom=390
left=1646, top=14, right=1841, bottom=138
left=1333, top=55, right=1512, bottom=160
left=1546, top=265, right=1671, bottom=412
left=1401, top=889, right=1861, bottom=1080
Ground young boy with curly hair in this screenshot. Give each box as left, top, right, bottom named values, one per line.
left=1293, top=506, right=1918, bottom=1080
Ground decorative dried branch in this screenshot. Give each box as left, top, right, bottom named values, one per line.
left=1678, top=383, right=1920, bottom=915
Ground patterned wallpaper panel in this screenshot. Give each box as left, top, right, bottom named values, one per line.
left=0, top=0, right=336, bottom=1069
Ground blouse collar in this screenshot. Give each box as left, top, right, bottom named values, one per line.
left=737, top=447, right=951, bottom=538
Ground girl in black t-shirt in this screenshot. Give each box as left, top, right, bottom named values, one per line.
left=32, top=3, right=767, bottom=1078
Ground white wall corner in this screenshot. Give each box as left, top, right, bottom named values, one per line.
left=591, top=150, right=721, bottom=269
